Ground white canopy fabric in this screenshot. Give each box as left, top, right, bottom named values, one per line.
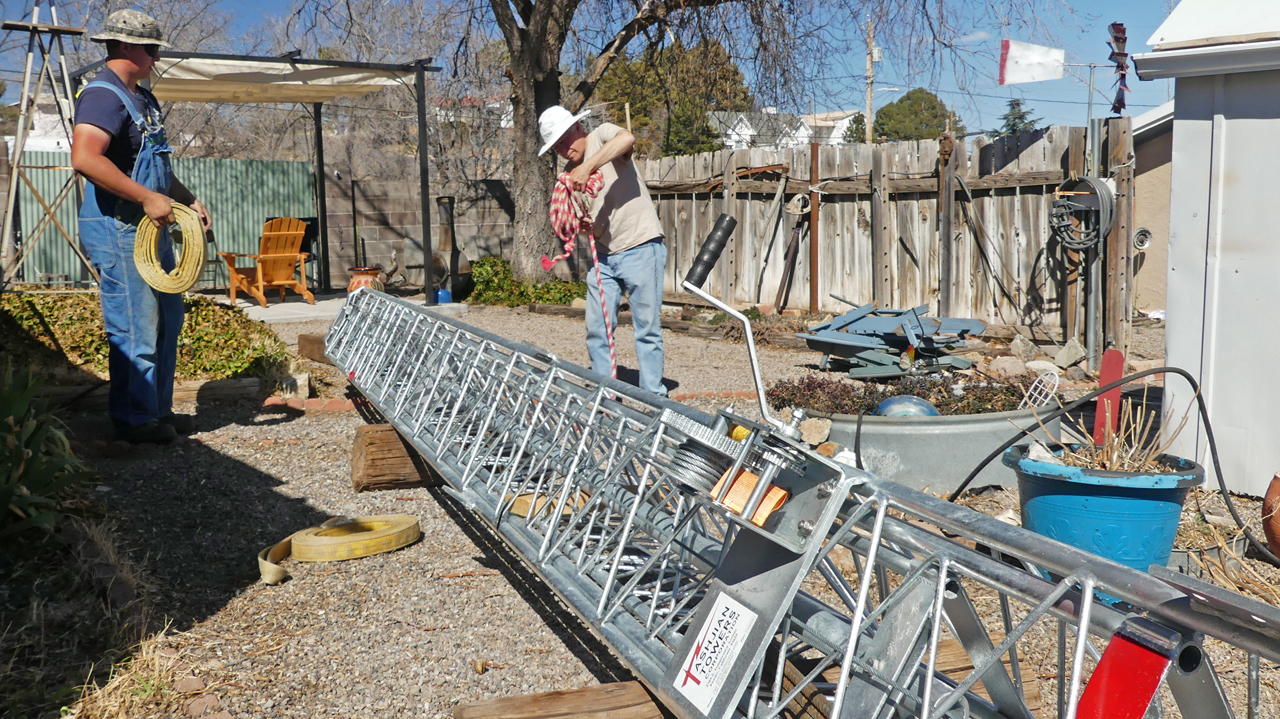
left=150, top=56, right=414, bottom=104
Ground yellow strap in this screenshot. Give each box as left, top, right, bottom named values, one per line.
left=257, top=514, right=421, bottom=585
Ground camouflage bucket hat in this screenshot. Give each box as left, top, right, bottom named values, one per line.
left=89, top=9, right=171, bottom=48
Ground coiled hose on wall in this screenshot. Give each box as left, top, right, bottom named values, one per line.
left=1051, top=176, right=1115, bottom=251
left=134, top=202, right=205, bottom=293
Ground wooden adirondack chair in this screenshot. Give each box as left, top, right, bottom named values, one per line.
left=219, top=217, right=315, bottom=308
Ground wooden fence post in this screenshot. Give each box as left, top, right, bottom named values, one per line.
left=871, top=145, right=891, bottom=307
left=1105, top=117, right=1134, bottom=359
left=1063, top=126, right=1088, bottom=342
left=809, top=141, right=820, bottom=313
left=938, top=133, right=955, bottom=316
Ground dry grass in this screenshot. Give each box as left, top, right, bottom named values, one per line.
left=1054, top=392, right=1193, bottom=473
left=70, top=629, right=192, bottom=719
left=0, top=518, right=149, bottom=718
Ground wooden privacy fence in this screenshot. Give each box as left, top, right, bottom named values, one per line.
left=637, top=120, right=1135, bottom=352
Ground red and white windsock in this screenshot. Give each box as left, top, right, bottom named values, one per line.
left=999, top=39, right=1065, bottom=85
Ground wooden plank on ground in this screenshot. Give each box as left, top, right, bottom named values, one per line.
left=351, top=423, right=443, bottom=492
left=454, top=681, right=664, bottom=719
left=39, top=377, right=262, bottom=409
left=298, top=333, right=333, bottom=365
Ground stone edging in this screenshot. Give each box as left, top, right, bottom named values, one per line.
left=263, top=396, right=358, bottom=412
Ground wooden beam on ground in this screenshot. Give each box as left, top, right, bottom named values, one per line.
left=454, top=681, right=665, bottom=719
left=40, top=377, right=262, bottom=409
left=351, top=424, right=443, bottom=492
left=975, top=323, right=1064, bottom=343
left=297, top=333, right=334, bottom=365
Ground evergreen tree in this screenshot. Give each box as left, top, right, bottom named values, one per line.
left=841, top=113, right=867, bottom=144
left=991, top=98, right=1042, bottom=138
left=663, top=99, right=722, bottom=156
left=872, top=89, right=965, bottom=141
left=594, top=40, right=754, bottom=157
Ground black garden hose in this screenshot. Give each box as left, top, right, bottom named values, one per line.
left=944, top=366, right=1280, bottom=568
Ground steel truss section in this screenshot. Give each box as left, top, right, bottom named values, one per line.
left=325, top=288, right=1277, bottom=719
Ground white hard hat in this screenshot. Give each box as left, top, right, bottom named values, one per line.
left=538, top=105, right=590, bottom=157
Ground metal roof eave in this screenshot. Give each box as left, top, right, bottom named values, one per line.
left=1134, top=39, right=1280, bottom=80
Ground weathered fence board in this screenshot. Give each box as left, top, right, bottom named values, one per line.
left=638, top=124, right=1131, bottom=337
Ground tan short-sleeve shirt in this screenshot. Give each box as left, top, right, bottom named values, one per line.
left=584, top=123, right=664, bottom=254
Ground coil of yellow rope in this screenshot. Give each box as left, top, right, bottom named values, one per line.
left=257, top=514, right=421, bottom=585
left=133, top=201, right=206, bottom=293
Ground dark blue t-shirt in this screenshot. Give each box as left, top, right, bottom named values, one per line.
left=74, top=68, right=150, bottom=178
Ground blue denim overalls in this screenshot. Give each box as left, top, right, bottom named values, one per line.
left=77, top=80, right=184, bottom=429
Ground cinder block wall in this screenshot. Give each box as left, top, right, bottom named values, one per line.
left=323, top=171, right=514, bottom=288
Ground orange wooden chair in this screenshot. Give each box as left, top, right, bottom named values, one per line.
left=219, top=217, right=315, bottom=308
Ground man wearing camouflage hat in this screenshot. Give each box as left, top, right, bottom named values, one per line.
left=71, top=9, right=211, bottom=444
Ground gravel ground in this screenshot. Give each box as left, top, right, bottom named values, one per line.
left=72, top=306, right=1270, bottom=719
left=71, top=402, right=630, bottom=719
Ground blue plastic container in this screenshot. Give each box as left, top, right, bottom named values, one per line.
left=1002, top=444, right=1203, bottom=575
left=435, top=288, right=452, bottom=304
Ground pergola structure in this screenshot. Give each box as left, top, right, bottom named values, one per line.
left=72, top=51, right=442, bottom=297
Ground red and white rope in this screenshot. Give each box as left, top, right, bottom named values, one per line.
left=544, top=171, right=616, bottom=379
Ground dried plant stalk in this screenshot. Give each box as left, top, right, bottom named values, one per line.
left=1057, top=389, right=1199, bottom=473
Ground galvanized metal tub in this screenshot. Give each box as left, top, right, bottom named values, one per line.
left=813, top=405, right=1061, bottom=493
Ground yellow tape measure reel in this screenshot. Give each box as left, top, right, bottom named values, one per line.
left=133, top=202, right=205, bottom=293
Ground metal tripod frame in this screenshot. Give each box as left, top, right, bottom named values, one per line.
left=1, top=0, right=94, bottom=286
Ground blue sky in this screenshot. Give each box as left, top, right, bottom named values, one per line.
left=5, top=0, right=1176, bottom=132
left=845, top=0, right=1178, bottom=132
left=208, top=0, right=1175, bottom=131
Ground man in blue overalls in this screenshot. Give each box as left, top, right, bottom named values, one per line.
left=71, top=10, right=211, bottom=444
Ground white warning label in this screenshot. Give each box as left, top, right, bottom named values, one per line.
left=673, top=592, right=758, bottom=715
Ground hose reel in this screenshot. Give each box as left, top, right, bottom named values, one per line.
left=1050, top=177, right=1115, bottom=251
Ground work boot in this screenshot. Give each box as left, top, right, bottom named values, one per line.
left=160, top=413, right=196, bottom=435
left=116, top=420, right=178, bottom=444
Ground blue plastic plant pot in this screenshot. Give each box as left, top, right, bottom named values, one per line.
left=1002, top=444, right=1204, bottom=576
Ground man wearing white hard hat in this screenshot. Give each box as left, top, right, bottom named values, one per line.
left=538, top=105, right=668, bottom=396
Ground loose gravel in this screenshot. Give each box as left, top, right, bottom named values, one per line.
left=73, top=305, right=1263, bottom=719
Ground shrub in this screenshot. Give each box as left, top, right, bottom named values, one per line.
left=767, top=374, right=1026, bottom=416
left=1, top=292, right=290, bottom=384
left=469, top=256, right=587, bottom=307
left=0, top=364, right=94, bottom=538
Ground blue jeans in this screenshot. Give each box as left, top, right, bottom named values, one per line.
left=585, top=239, right=667, bottom=396
left=80, top=214, right=184, bottom=427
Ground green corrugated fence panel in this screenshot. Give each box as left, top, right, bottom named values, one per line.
left=13, top=151, right=83, bottom=283
left=14, top=153, right=314, bottom=285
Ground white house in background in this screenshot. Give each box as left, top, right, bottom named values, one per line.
left=707, top=108, right=864, bottom=150
left=3, top=101, right=73, bottom=153
left=707, top=110, right=812, bottom=150
left=797, top=110, right=864, bottom=145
